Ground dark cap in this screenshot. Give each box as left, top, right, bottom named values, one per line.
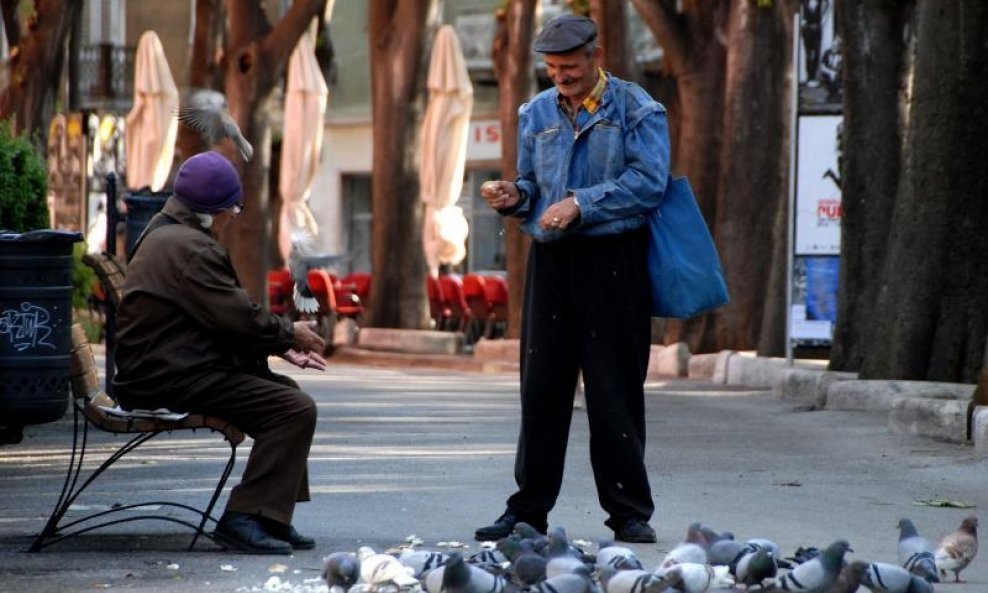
left=533, top=14, right=598, bottom=54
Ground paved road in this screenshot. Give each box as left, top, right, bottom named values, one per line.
left=0, top=358, right=985, bottom=592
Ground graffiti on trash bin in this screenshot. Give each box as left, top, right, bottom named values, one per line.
left=0, top=302, right=56, bottom=351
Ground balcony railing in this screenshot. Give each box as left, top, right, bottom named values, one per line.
left=77, top=43, right=135, bottom=109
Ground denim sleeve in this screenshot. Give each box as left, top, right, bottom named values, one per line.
left=504, top=102, right=539, bottom=219
left=571, top=104, right=670, bottom=226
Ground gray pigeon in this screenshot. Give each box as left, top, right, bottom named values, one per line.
left=442, top=552, right=513, bottom=593
left=596, top=541, right=643, bottom=571
left=178, top=88, right=253, bottom=162
left=322, top=551, right=361, bottom=592
left=934, top=515, right=978, bottom=582
left=896, top=518, right=938, bottom=583
left=766, top=539, right=851, bottom=593
left=861, top=562, right=933, bottom=593
left=659, top=563, right=734, bottom=593
left=399, top=549, right=450, bottom=578
left=828, top=560, right=868, bottom=593
left=287, top=233, right=349, bottom=314
left=523, top=566, right=598, bottom=593
left=498, top=538, right=547, bottom=586
left=597, top=567, right=668, bottom=593
left=657, top=542, right=708, bottom=571
left=734, top=548, right=777, bottom=589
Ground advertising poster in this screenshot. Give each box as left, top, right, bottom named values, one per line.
left=795, top=115, right=842, bottom=255
left=798, top=0, right=842, bottom=113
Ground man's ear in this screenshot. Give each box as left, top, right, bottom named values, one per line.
left=592, top=44, right=604, bottom=64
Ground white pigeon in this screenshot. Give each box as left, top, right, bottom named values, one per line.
left=178, top=87, right=254, bottom=162
left=399, top=549, right=449, bottom=578
left=358, top=546, right=419, bottom=587
left=596, top=541, right=643, bottom=571
left=598, top=567, right=668, bottom=593
left=896, top=518, right=938, bottom=583
left=934, top=515, right=978, bottom=583
left=660, top=563, right=734, bottom=593
left=657, top=543, right=708, bottom=571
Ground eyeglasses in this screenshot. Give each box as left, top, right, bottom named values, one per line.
left=232, top=203, right=244, bottom=215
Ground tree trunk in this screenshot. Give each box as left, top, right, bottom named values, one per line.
left=828, top=2, right=910, bottom=373
left=223, top=0, right=328, bottom=303
left=590, top=0, right=638, bottom=81
left=630, top=0, right=729, bottom=349
left=492, top=0, right=537, bottom=339
left=0, top=0, right=83, bottom=142
left=703, top=0, right=793, bottom=353
left=861, top=0, right=988, bottom=382
left=365, top=0, right=433, bottom=329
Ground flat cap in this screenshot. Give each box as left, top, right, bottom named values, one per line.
left=533, top=14, right=598, bottom=54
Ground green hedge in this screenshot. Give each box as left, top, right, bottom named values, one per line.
left=0, top=121, right=49, bottom=232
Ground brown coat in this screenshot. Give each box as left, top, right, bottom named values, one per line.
left=113, top=197, right=294, bottom=405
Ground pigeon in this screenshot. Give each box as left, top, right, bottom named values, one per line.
left=734, top=548, right=777, bottom=589
left=895, top=518, right=938, bottom=583
left=177, top=87, right=253, bottom=162
left=660, top=563, right=734, bottom=593
left=322, top=551, right=361, bottom=592
left=524, top=566, right=598, bottom=593
left=827, top=560, right=868, bottom=593
left=498, top=538, right=547, bottom=585
left=287, top=232, right=349, bottom=314
left=766, top=539, right=851, bottom=593
left=358, top=545, right=419, bottom=587
left=657, top=542, right=708, bottom=571
left=545, top=527, right=589, bottom=561
left=596, top=541, right=643, bottom=571
left=598, top=567, right=668, bottom=593
left=546, top=555, right=590, bottom=579
left=399, top=549, right=450, bottom=578
left=860, top=562, right=933, bottom=593
left=441, top=552, right=513, bottom=593
left=934, top=515, right=978, bottom=582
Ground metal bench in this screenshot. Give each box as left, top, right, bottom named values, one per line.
left=28, top=254, right=246, bottom=552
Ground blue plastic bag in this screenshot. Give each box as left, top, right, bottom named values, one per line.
left=646, top=176, right=729, bottom=318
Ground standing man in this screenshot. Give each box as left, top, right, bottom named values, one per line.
left=113, top=151, right=328, bottom=554
left=475, top=15, right=669, bottom=544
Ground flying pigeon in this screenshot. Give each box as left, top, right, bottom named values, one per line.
left=934, top=515, right=978, bottom=582
left=765, top=539, right=851, bottom=593
left=860, top=562, right=933, bottom=593
left=178, top=87, right=254, bottom=162
left=287, top=231, right=349, bottom=314
left=896, top=518, right=938, bottom=583
left=322, top=551, right=361, bottom=593
left=828, top=561, right=869, bottom=593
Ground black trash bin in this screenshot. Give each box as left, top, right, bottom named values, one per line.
left=123, top=188, right=170, bottom=260
left=0, top=230, right=83, bottom=441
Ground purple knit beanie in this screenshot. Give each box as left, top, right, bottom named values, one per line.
left=173, top=151, right=243, bottom=214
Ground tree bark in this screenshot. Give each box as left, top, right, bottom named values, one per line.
left=630, top=0, right=729, bottom=349
left=0, top=0, right=83, bottom=142
left=861, top=0, right=988, bottom=382
left=222, top=0, right=328, bottom=303
left=364, top=0, right=434, bottom=329
left=492, top=0, right=537, bottom=339
left=590, top=0, right=638, bottom=81
left=829, top=1, right=910, bottom=372
left=703, top=0, right=793, bottom=353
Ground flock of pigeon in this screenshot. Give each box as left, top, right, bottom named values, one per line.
left=320, top=517, right=978, bottom=593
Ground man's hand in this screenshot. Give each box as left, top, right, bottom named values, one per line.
left=538, top=195, right=581, bottom=231
left=279, top=348, right=328, bottom=371
left=481, top=180, right=521, bottom=211
left=292, top=320, right=326, bottom=354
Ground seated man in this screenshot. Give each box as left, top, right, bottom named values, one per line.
left=113, top=151, right=328, bottom=554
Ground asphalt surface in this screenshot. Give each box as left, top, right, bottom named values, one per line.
left=0, top=355, right=985, bottom=592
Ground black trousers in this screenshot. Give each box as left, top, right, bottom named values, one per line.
left=506, top=227, right=654, bottom=529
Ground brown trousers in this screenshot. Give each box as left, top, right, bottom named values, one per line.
left=121, top=368, right=316, bottom=526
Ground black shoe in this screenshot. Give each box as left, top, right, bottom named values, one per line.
left=213, top=511, right=293, bottom=555
left=262, top=519, right=316, bottom=550
left=474, top=510, right=547, bottom=541
left=613, top=518, right=657, bottom=544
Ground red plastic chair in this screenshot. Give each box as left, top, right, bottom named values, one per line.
left=341, top=272, right=372, bottom=302
left=427, top=275, right=451, bottom=330
left=482, top=275, right=509, bottom=338
left=438, top=274, right=473, bottom=334
left=268, top=268, right=293, bottom=316
left=462, top=274, right=489, bottom=342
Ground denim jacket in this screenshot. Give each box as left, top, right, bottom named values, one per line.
left=504, top=74, right=670, bottom=243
